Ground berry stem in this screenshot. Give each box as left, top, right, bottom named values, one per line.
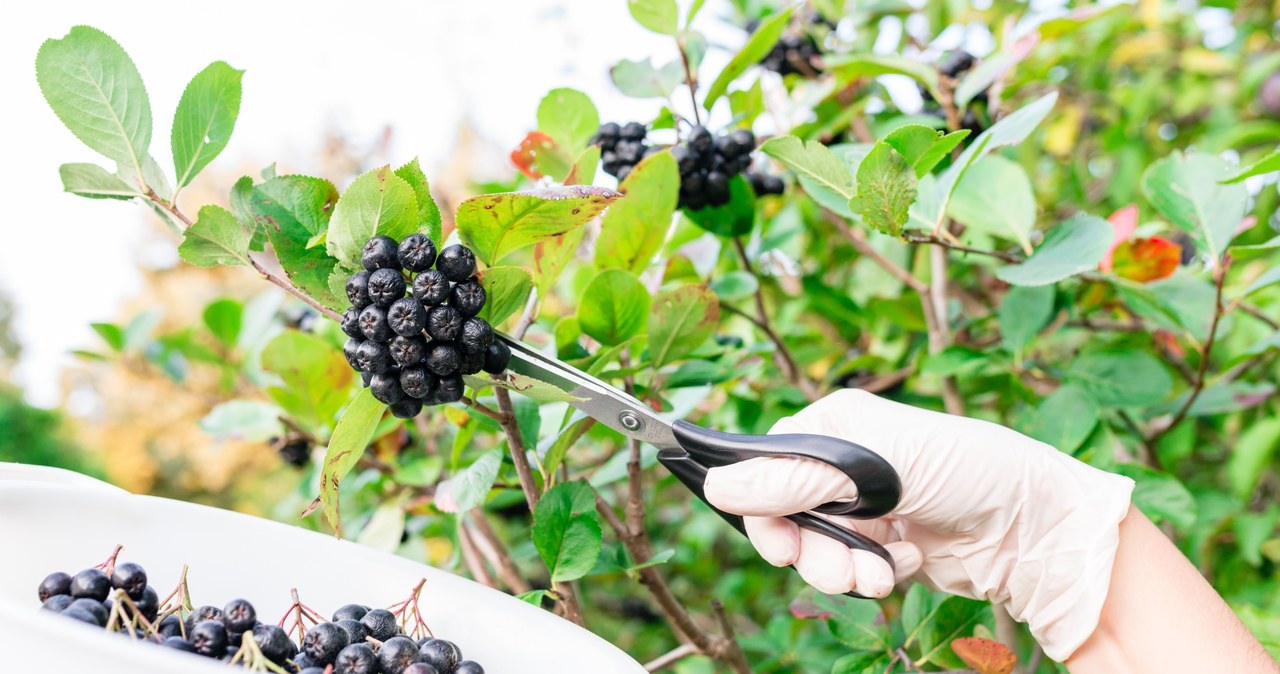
left=94, top=544, right=124, bottom=576
left=676, top=35, right=702, bottom=126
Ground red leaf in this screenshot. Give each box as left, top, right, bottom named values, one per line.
left=510, top=131, right=558, bottom=180
left=788, top=597, right=831, bottom=620
left=951, top=637, right=1017, bottom=674
left=1100, top=204, right=1139, bottom=271
left=1112, top=236, right=1181, bottom=282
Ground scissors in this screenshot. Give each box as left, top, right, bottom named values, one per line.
left=497, top=334, right=902, bottom=599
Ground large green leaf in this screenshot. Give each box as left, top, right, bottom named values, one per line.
left=1023, top=384, right=1098, bottom=454
left=611, top=58, right=684, bottom=99
left=1141, top=152, right=1249, bottom=259
left=435, top=450, right=503, bottom=513
left=463, top=372, right=585, bottom=404
left=262, top=330, right=354, bottom=429
left=477, top=266, right=533, bottom=327
left=947, top=155, right=1036, bottom=251
left=578, top=269, right=651, bottom=346
left=995, top=214, right=1111, bottom=286
left=318, top=388, right=385, bottom=535
left=648, top=285, right=719, bottom=369
left=827, top=53, right=941, bottom=101
left=998, top=284, right=1055, bottom=355
left=171, top=61, right=243, bottom=188
left=1112, top=464, right=1196, bottom=531
left=59, top=163, right=138, bottom=200
left=36, top=26, right=152, bottom=179
left=537, top=88, right=599, bottom=155
left=533, top=481, right=603, bottom=583
left=178, top=205, right=251, bottom=268
left=326, top=166, right=419, bottom=268
left=759, top=136, right=856, bottom=211
left=457, top=186, right=621, bottom=265
left=627, top=0, right=678, bottom=35
left=595, top=152, right=679, bottom=273
left=394, top=158, right=443, bottom=245
left=533, top=226, right=586, bottom=300
left=202, top=298, right=243, bottom=347
left=1066, top=349, right=1172, bottom=408
left=1227, top=418, right=1280, bottom=500
left=250, top=176, right=344, bottom=307
left=882, top=125, right=970, bottom=177
left=703, top=6, right=794, bottom=110
left=851, top=141, right=916, bottom=236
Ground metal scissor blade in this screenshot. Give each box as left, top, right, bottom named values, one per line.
left=498, top=334, right=680, bottom=449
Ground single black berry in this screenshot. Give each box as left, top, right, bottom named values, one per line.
left=379, top=636, right=423, bottom=674
left=456, top=662, right=486, bottom=674
left=185, top=605, right=224, bottom=634
left=418, top=639, right=461, bottom=672
left=280, top=438, right=311, bottom=467
left=425, top=343, right=461, bottom=377
left=460, top=318, right=493, bottom=354
left=302, top=621, right=349, bottom=666
left=398, top=233, right=438, bottom=272
left=332, top=604, right=369, bottom=622
left=109, top=562, right=147, bottom=600
left=436, top=245, right=476, bottom=282
left=482, top=340, right=511, bottom=374
left=62, top=606, right=101, bottom=626
left=334, top=619, right=370, bottom=647
left=38, top=572, right=71, bottom=602
left=157, top=614, right=183, bottom=638
left=355, top=341, right=393, bottom=375
left=403, top=664, right=442, bottom=674
left=621, top=121, right=647, bottom=141
left=371, top=371, right=407, bottom=405
left=164, top=636, right=197, bottom=652
left=360, top=608, right=399, bottom=641
left=42, top=594, right=74, bottom=612
left=368, top=268, right=407, bottom=307
left=334, top=643, right=378, bottom=674
left=436, top=374, right=465, bottom=403
left=252, top=623, right=293, bottom=664
left=412, top=270, right=451, bottom=306
left=390, top=397, right=424, bottom=419
left=688, top=126, right=713, bottom=155
left=346, top=271, right=372, bottom=309
left=191, top=620, right=229, bottom=657
left=426, top=305, right=463, bottom=341
left=69, top=598, right=107, bottom=626
left=344, top=338, right=363, bottom=370
left=450, top=280, right=486, bottom=318
left=705, top=171, right=730, bottom=206
left=400, top=367, right=436, bottom=399
left=359, top=304, right=395, bottom=343
left=222, top=598, right=256, bottom=633
left=340, top=307, right=364, bottom=339
left=729, top=129, right=755, bottom=155
left=459, top=347, right=484, bottom=375
left=362, top=235, right=401, bottom=271
left=69, top=569, right=110, bottom=602
left=134, top=585, right=159, bottom=622
left=388, top=298, right=428, bottom=337
left=593, top=122, right=621, bottom=147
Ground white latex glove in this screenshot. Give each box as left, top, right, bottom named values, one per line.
left=702, top=389, right=1135, bottom=661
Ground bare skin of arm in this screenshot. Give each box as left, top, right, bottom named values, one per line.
left=1067, top=506, right=1278, bottom=673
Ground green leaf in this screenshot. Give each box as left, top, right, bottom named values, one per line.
left=947, top=155, right=1036, bottom=251
left=477, top=266, right=533, bottom=327
left=36, top=26, right=152, bottom=179
left=682, top=175, right=756, bottom=236
left=318, top=388, right=385, bottom=535
left=1245, top=266, right=1280, bottom=297
left=178, top=205, right=252, bottom=268
left=262, top=330, right=354, bottom=429
left=882, top=125, right=970, bottom=177
left=816, top=594, right=889, bottom=651
left=517, top=590, right=549, bottom=607
left=537, top=88, right=600, bottom=155
left=91, top=322, right=125, bottom=351
left=1230, top=235, right=1280, bottom=260
left=394, top=158, right=443, bottom=244
left=250, top=176, right=344, bottom=307
left=917, top=596, right=993, bottom=667
left=686, top=0, right=707, bottom=26
left=611, top=58, right=684, bottom=99
left=171, top=61, right=243, bottom=188
left=998, top=284, right=1054, bottom=354
left=1066, top=349, right=1171, bottom=408
left=456, top=186, right=621, bottom=265
left=59, top=163, right=138, bottom=199
left=827, top=53, right=941, bottom=101
left=1024, top=384, right=1098, bottom=454
left=578, top=269, right=651, bottom=346
left=851, top=142, right=916, bottom=236
left=1222, top=149, right=1280, bottom=183
left=648, top=285, right=719, bottom=369
left=1227, top=418, right=1280, bottom=500
left=199, top=400, right=284, bottom=442
left=1141, top=152, right=1248, bottom=260
left=759, top=136, right=857, bottom=210
left=703, top=6, right=794, bottom=110
left=995, top=214, right=1111, bottom=286
left=533, top=481, right=603, bottom=583
left=463, top=372, right=586, bottom=404
left=326, top=166, right=418, bottom=267
left=533, top=226, right=586, bottom=300
left=1112, top=464, right=1196, bottom=531
left=541, top=417, right=595, bottom=484
left=435, top=450, right=502, bottom=513
left=202, top=298, right=243, bottom=347
left=708, top=270, right=758, bottom=301
left=596, top=152, right=679, bottom=273
left=628, top=0, right=678, bottom=34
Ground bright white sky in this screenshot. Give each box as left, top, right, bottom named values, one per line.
left=2, top=0, right=741, bottom=406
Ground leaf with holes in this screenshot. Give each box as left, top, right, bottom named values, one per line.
left=457, top=186, right=621, bottom=265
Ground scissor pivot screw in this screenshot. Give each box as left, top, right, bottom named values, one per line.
left=618, top=410, right=643, bottom=432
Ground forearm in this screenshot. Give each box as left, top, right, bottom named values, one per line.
left=1067, top=506, right=1277, bottom=673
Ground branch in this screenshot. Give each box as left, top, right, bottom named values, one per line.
left=826, top=213, right=925, bottom=293
left=676, top=34, right=702, bottom=127
left=710, top=599, right=752, bottom=674
left=467, top=511, right=531, bottom=594
left=456, top=521, right=497, bottom=588
left=620, top=352, right=646, bottom=536
left=929, top=245, right=965, bottom=415
left=731, top=237, right=819, bottom=401
left=904, top=232, right=1025, bottom=263
left=463, top=396, right=505, bottom=424
left=644, top=644, right=699, bottom=672
left=1237, top=301, right=1280, bottom=331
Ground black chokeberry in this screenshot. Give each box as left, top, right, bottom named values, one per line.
left=400, top=367, right=436, bottom=399
left=379, top=636, right=422, bottom=674
left=252, top=624, right=293, bottom=663
left=157, top=614, right=183, bottom=638
left=186, top=605, right=223, bottom=634
left=293, top=654, right=317, bottom=670
left=450, top=280, right=486, bottom=318
left=436, top=374, right=465, bottom=404
left=390, top=397, right=424, bottom=419
left=341, top=307, right=364, bottom=339
left=362, top=235, right=401, bottom=271
left=280, top=438, right=311, bottom=467
left=593, top=122, right=621, bottom=147
left=62, top=606, right=101, bottom=626
left=456, top=661, right=486, bottom=674
left=368, top=268, right=407, bottom=307
left=418, top=639, right=461, bottom=672
left=621, top=121, right=647, bottom=141
left=38, top=572, right=71, bottom=602
left=359, top=305, right=395, bottom=343
left=110, top=562, right=147, bottom=600
left=482, top=340, right=511, bottom=374
left=705, top=171, right=729, bottom=205
left=302, top=621, right=349, bottom=666
left=346, top=271, right=372, bottom=309
left=371, top=371, right=407, bottom=405
left=436, top=245, right=476, bottom=282
left=459, top=348, right=484, bottom=375
left=460, top=318, right=493, bottom=354
left=70, top=569, right=110, bottom=602
left=729, top=129, right=755, bottom=155
left=389, top=298, right=428, bottom=337
left=614, top=140, right=643, bottom=163
left=387, top=335, right=423, bottom=367
left=42, top=594, right=74, bottom=612
left=164, top=636, right=197, bottom=652
left=332, top=604, right=369, bottom=622
left=134, top=585, right=159, bottom=622
left=344, top=338, right=363, bottom=369
left=354, top=341, right=392, bottom=375
left=404, top=664, right=442, bottom=674
left=426, top=305, right=463, bottom=341
left=669, top=144, right=695, bottom=172
left=334, top=619, right=370, bottom=647
left=412, top=270, right=452, bottom=306
left=334, top=643, right=378, bottom=674
left=398, top=233, right=437, bottom=272
left=688, top=126, right=713, bottom=155
left=69, top=598, right=107, bottom=626
left=191, top=620, right=229, bottom=657
left=360, top=608, right=398, bottom=641
left=222, top=598, right=256, bottom=633
left=425, top=343, right=461, bottom=377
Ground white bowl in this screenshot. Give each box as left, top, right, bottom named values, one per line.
left=0, top=465, right=645, bottom=672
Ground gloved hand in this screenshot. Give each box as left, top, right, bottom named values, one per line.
left=702, top=389, right=1135, bottom=661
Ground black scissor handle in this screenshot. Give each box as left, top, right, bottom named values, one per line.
left=670, top=420, right=901, bottom=518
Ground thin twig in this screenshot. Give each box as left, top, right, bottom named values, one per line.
left=904, top=233, right=1024, bottom=263
left=456, top=520, right=497, bottom=588
left=731, top=237, right=818, bottom=401
left=620, top=351, right=647, bottom=536
left=676, top=35, right=702, bottom=127
left=1237, top=301, right=1280, bottom=330
left=710, top=599, right=752, bottom=674
left=929, top=245, right=965, bottom=415
left=644, top=644, right=699, bottom=672
left=468, top=511, right=531, bottom=594
left=826, top=213, right=924, bottom=293
left=463, top=396, right=506, bottom=424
